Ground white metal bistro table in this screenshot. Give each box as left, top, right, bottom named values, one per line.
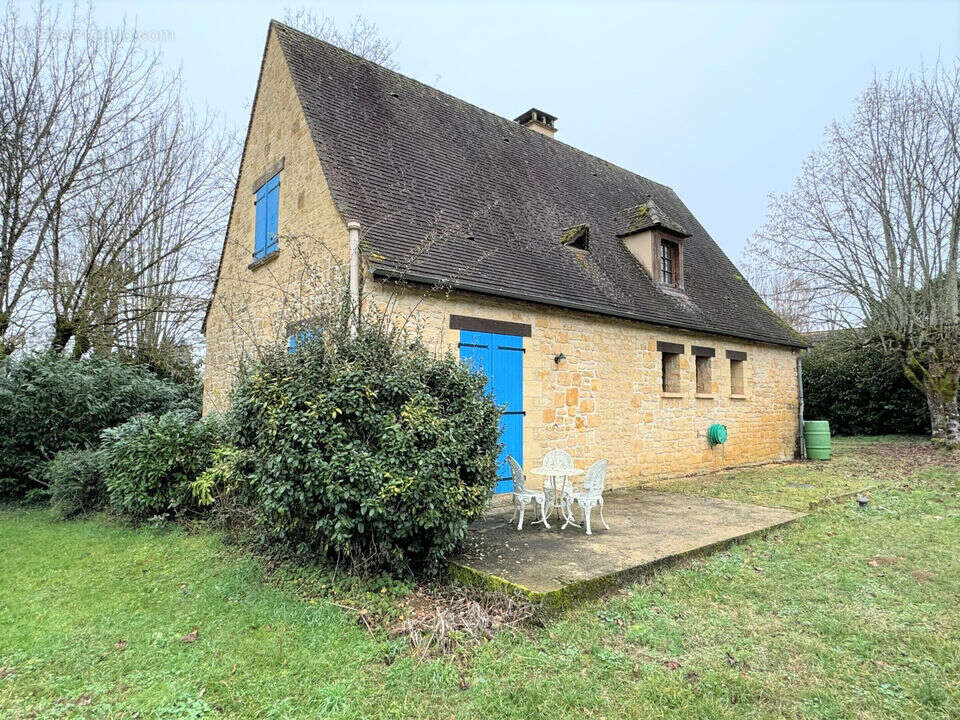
left=528, top=466, right=584, bottom=527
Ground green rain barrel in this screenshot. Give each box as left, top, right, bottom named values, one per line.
left=804, top=420, right=831, bottom=460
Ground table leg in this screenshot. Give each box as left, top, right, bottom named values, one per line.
left=559, top=475, right=581, bottom=528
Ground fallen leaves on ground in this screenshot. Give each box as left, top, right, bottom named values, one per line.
left=180, top=628, right=199, bottom=643
left=0, top=666, right=13, bottom=679
left=114, top=639, right=127, bottom=651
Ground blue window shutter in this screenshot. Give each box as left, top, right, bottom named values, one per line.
left=288, top=328, right=320, bottom=353
left=253, top=173, right=280, bottom=259
left=254, top=185, right=268, bottom=258
left=265, top=175, right=280, bottom=254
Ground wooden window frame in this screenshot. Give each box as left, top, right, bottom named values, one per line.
left=729, top=357, right=746, bottom=396
left=695, top=355, right=713, bottom=395
left=655, top=234, right=684, bottom=289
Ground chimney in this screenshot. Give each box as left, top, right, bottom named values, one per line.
left=514, top=108, right=557, bottom=138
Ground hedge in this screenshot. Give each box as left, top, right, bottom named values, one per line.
left=228, top=328, right=502, bottom=576
left=802, top=338, right=929, bottom=436
left=0, top=353, right=198, bottom=499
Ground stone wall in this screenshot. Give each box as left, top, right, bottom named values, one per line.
left=370, top=283, right=801, bottom=490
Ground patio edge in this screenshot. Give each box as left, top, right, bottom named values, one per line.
left=451, top=512, right=804, bottom=613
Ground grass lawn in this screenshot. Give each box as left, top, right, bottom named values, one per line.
left=652, top=435, right=936, bottom=510
left=1, top=436, right=959, bottom=719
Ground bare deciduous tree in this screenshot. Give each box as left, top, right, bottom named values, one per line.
left=1, top=0, right=234, bottom=361
left=282, top=7, right=399, bottom=68
left=748, top=63, right=960, bottom=444
left=44, top=107, right=233, bottom=359
left=743, top=263, right=822, bottom=334
left=1, top=1, right=165, bottom=355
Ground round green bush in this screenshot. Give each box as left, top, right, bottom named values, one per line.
left=44, top=449, right=105, bottom=519
left=0, top=354, right=198, bottom=499
left=99, top=410, right=222, bottom=521
left=229, top=330, right=501, bottom=576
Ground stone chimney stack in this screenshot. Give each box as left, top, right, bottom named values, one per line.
left=514, top=108, right=557, bottom=138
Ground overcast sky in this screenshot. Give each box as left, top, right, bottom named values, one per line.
left=83, top=0, right=960, bottom=265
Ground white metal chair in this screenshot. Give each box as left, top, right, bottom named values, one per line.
left=507, top=455, right=550, bottom=530
left=563, top=459, right=610, bottom=535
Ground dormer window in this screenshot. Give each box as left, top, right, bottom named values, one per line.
left=614, top=199, right=690, bottom=292
left=660, top=239, right=679, bottom=286
left=561, top=224, right=589, bottom=251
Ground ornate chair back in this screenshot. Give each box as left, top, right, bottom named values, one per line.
left=583, top=459, right=609, bottom=498
left=542, top=449, right=574, bottom=473
left=506, top=455, right=526, bottom=493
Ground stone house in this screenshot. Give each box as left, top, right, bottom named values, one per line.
left=203, top=21, right=806, bottom=493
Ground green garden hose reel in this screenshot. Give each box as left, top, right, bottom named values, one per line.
left=707, top=423, right=728, bottom=446
left=708, top=423, right=728, bottom=460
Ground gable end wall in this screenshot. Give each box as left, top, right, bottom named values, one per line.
left=203, top=29, right=350, bottom=412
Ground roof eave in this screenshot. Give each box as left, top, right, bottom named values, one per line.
left=615, top=222, right=691, bottom=239
left=369, top=264, right=806, bottom=350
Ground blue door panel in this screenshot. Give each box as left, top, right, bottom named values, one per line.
left=459, top=329, right=524, bottom=494
left=496, top=413, right=523, bottom=493
left=493, top=342, right=523, bottom=410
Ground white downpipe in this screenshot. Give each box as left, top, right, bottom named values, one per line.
left=347, top=220, right=361, bottom=338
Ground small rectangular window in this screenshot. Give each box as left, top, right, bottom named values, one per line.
left=660, top=239, right=679, bottom=285
left=696, top=356, right=712, bottom=394
left=657, top=341, right=684, bottom=394
left=662, top=351, right=681, bottom=393
left=288, top=328, right=319, bottom=353
left=254, top=173, right=280, bottom=259
left=730, top=358, right=745, bottom=395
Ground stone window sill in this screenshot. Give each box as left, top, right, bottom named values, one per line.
left=729, top=393, right=747, bottom=400
left=661, top=392, right=684, bottom=399
left=248, top=249, right=279, bottom=271
left=695, top=393, right=715, bottom=399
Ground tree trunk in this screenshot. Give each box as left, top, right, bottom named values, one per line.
left=50, top=318, right=75, bottom=355
left=922, top=362, right=960, bottom=446
left=0, top=310, right=13, bottom=358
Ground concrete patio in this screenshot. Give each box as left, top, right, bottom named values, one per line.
left=453, top=489, right=803, bottom=607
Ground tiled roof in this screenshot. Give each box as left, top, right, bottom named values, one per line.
left=272, top=21, right=804, bottom=348
left=613, top=200, right=689, bottom=238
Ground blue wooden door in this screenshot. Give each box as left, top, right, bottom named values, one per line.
left=459, top=330, right=524, bottom=493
